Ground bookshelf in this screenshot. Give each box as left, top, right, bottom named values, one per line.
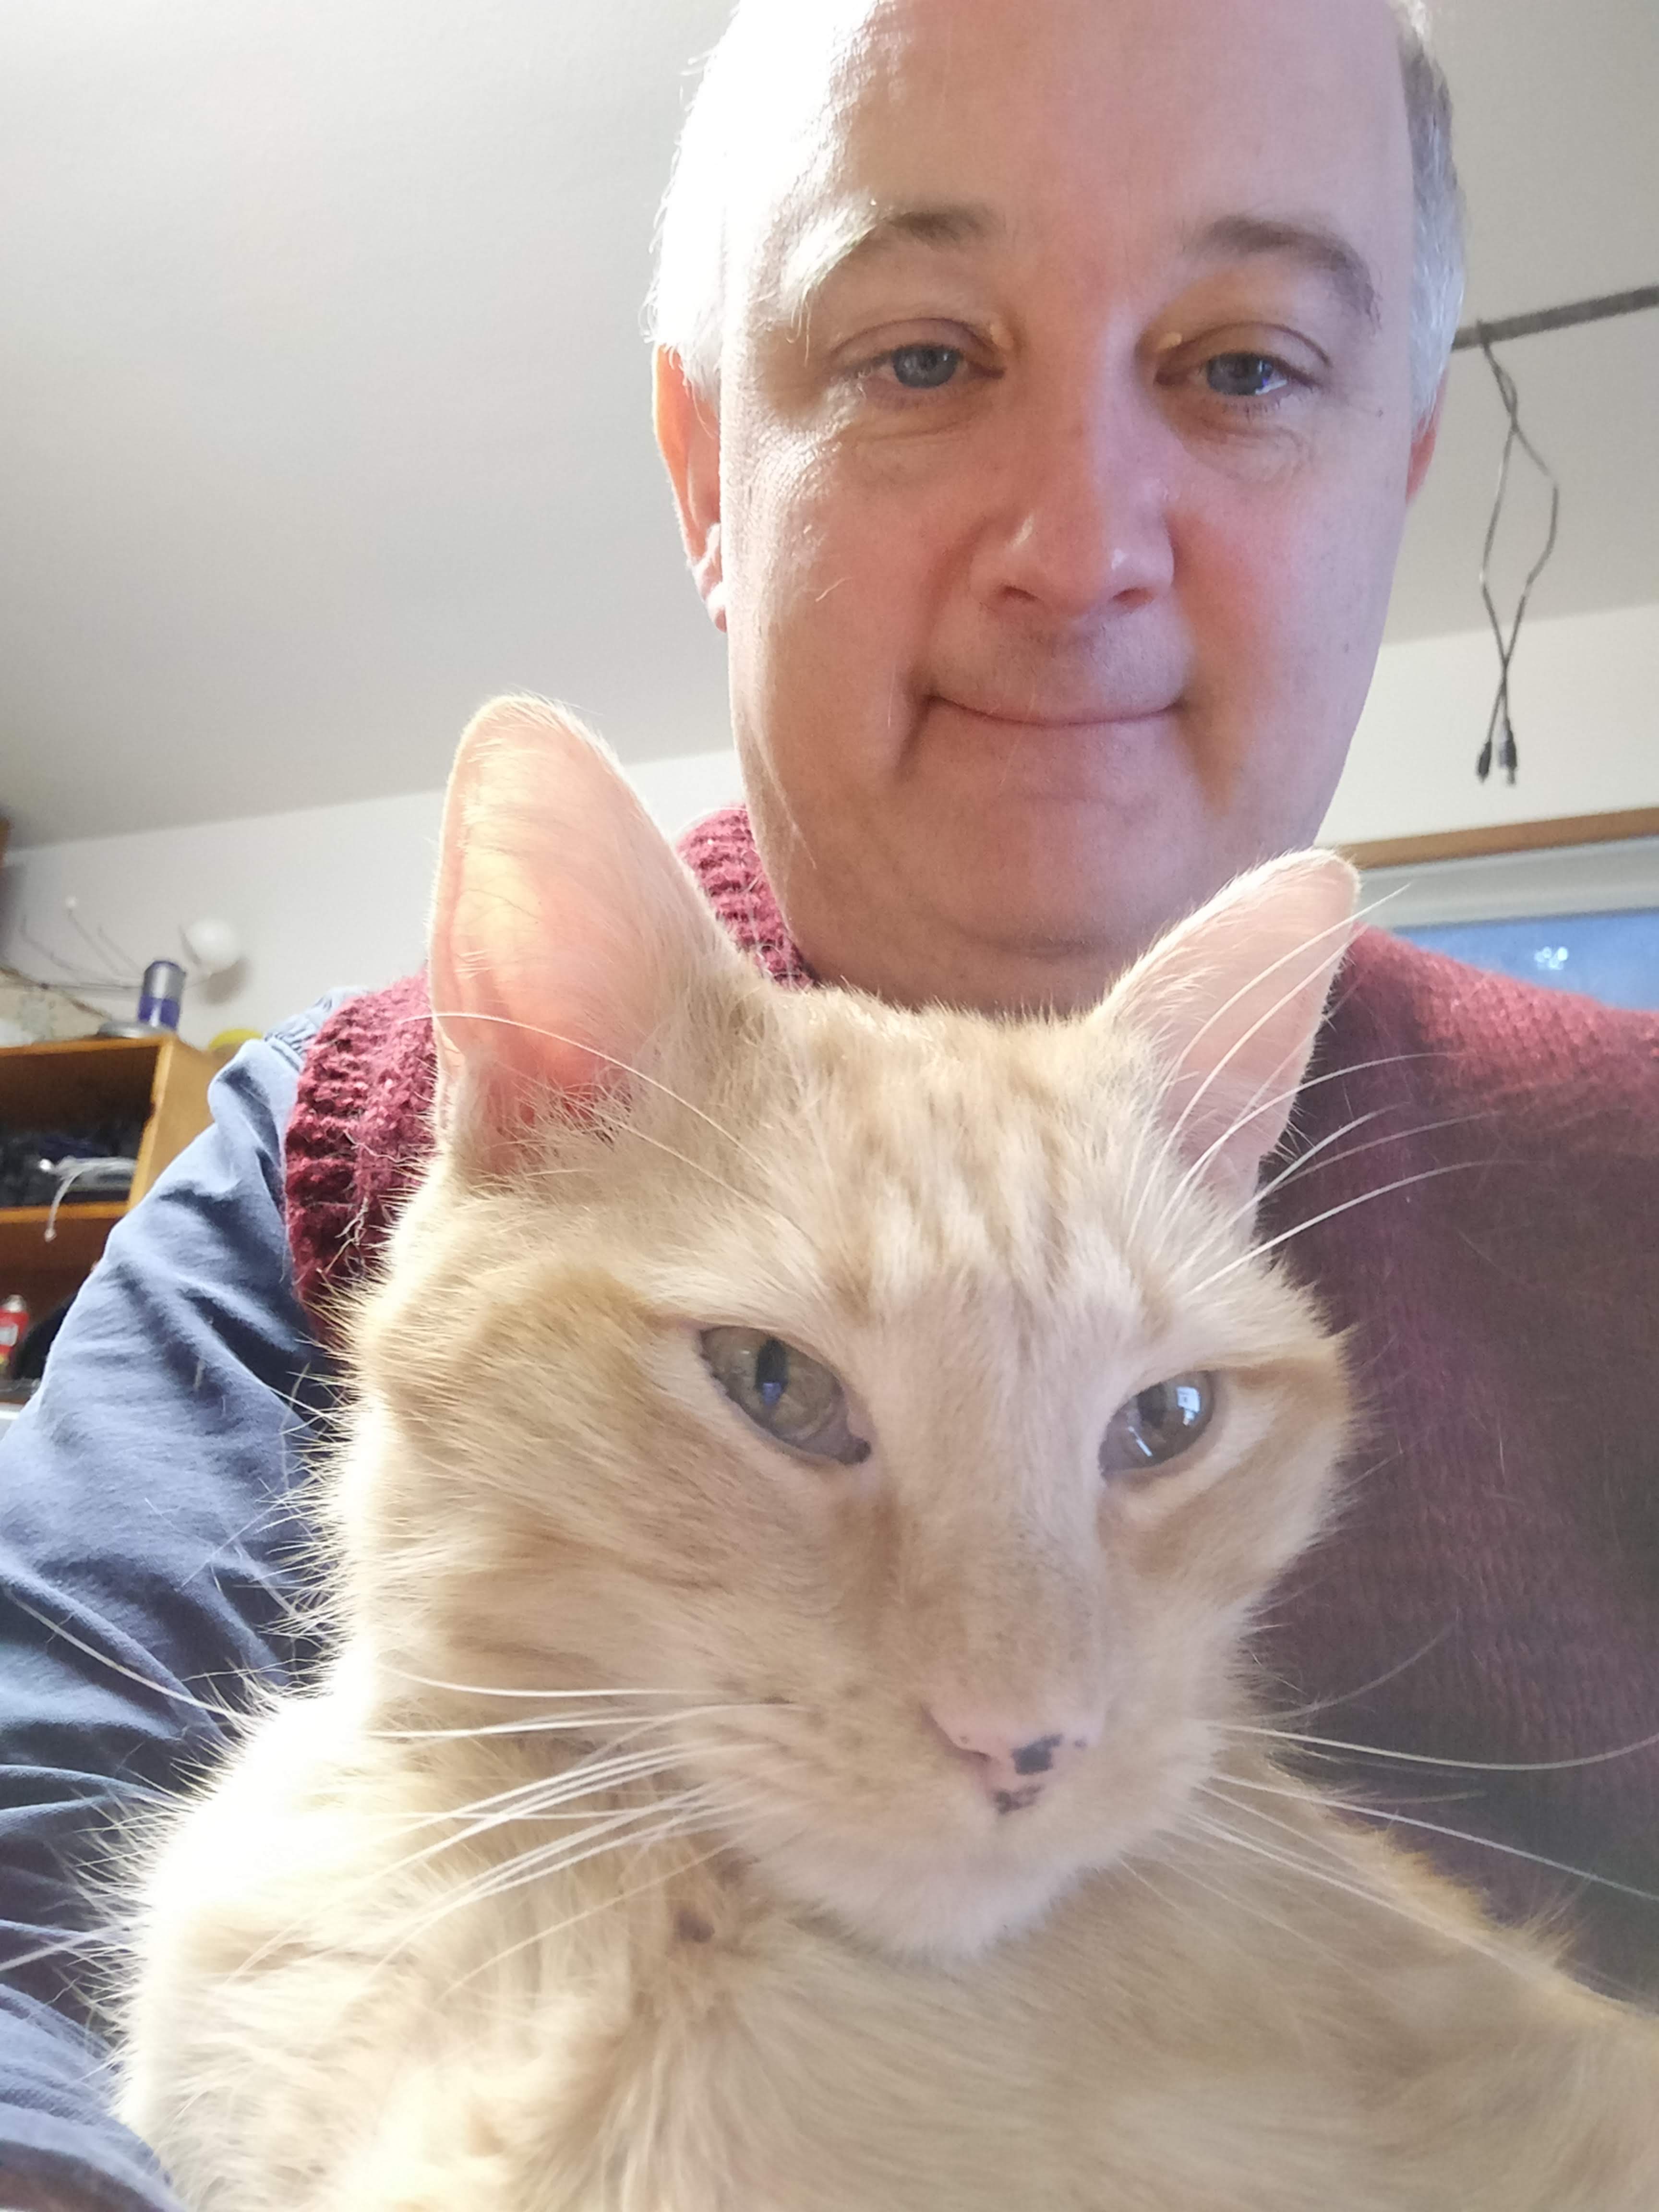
left=0, top=1033, right=217, bottom=1320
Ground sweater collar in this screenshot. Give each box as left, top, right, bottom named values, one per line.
left=675, top=804, right=815, bottom=987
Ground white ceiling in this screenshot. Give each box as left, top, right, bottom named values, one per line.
left=1, top=0, right=1655, bottom=848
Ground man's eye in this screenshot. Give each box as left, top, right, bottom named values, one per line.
left=1203, top=352, right=1293, bottom=400
left=887, top=343, right=964, bottom=390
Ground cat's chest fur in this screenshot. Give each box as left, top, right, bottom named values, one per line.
left=119, top=1680, right=1659, bottom=2212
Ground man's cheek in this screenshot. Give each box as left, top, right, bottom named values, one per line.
left=1210, top=515, right=1365, bottom=693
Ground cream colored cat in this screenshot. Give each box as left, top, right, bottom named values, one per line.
left=119, top=697, right=1659, bottom=2211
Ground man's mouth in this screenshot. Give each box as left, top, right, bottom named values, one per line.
left=935, top=694, right=1180, bottom=730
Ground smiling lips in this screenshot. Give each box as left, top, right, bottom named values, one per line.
left=938, top=695, right=1181, bottom=730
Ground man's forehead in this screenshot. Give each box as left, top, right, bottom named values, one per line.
left=738, top=0, right=1410, bottom=318
left=776, top=198, right=1384, bottom=337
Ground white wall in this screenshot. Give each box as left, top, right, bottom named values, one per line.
left=0, top=748, right=740, bottom=1048
left=1320, top=601, right=1659, bottom=846
left=3, top=600, right=1653, bottom=1048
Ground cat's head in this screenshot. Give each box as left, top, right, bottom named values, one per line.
left=354, top=697, right=1356, bottom=1961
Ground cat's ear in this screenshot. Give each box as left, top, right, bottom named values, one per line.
left=428, top=696, right=741, bottom=1168
left=1103, top=851, right=1359, bottom=1203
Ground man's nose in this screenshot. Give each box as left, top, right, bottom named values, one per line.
left=975, top=389, right=1176, bottom=624
left=926, top=1700, right=1102, bottom=1812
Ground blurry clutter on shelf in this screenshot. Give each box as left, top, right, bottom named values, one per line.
left=0, top=1017, right=218, bottom=1399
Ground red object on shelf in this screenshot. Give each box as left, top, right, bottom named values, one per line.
left=0, top=1292, right=29, bottom=1379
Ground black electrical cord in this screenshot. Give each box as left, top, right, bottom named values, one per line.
left=1453, top=284, right=1656, bottom=788
left=1474, top=332, right=1561, bottom=786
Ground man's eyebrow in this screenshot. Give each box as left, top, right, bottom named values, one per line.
left=844, top=202, right=1003, bottom=259
left=780, top=200, right=1004, bottom=323
left=1186, top=216, right=1382, bottom=328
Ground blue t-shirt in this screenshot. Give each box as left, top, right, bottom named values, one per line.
left=0, top=1002, right=347, bottom=2209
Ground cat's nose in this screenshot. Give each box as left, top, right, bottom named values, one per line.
left=926, top=1703, right=1101, bottom=1812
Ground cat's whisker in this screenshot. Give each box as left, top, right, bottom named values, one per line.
left=1155, top=1052, right=1466, bottom=1259
left=691, top=1794, right=817, bottom=1870
left=220, top=1753, right=723, bottom=1987
left=1161, top=911, right=1363, bottom=1151
left=368, top=1712, right=673, bottom=1744
left=1277, top=1048, right=1443, bottom=1096
left=1221, top=1717, right=1659, bottom=1779
left=247, top=1781, right=729, bottom=1994
left=1125, top=1836, right=1350, bottom=1969
left=206, top=1769, right=702, bottom=1991
left=358, top=1748, right=713, bottom=1868
left=1180, top=1161, right=1483, bottom=1302
left=5, top=1591, right=242, bottom=1729
left=1153, top=1060, right=1320, bottom=1245
left=1181, top=1797, right=1540, bottom=1984
left=445, top=1797, right=710, bottom=1904
left=1241, top=1628, right=1453, bottom=1725
left=368, top=1697, right=782, bottom=1744
left=1210, top=1768, right=1659, bottom=1909
left=388, top=1790, right=723, bottom=1953
left=1250, top=1103, right=1391, bottom=1186
left=1223, top=1111, right=1491, bottom=1243
left=383, top=1666, right=792, bottom=1706
left=1155, top=1101, right=1394, bottom=1285
left=437, top=1835, right=741, bottom=2005
left=1195, top=1781, right=1658, bottom=2009
left=352, top=1728, right=763, bottom=1860
left=0, top=1918, right=141, bottom=1977
left=1124, top=1040, right=1446, bottom=1268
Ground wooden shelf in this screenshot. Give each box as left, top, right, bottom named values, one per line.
left=0, top=1203, right=127, bottom=1281
left=1342, top=806, right=1659, bottom=873
left=0, top=1034, right=218, bottom=1322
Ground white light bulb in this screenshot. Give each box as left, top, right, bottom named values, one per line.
left=182, top=917, right=242, bottom=976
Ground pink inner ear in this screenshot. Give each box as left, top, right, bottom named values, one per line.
left=428, top=696, right=733, bottom=1155
left=1105, top=852, right=1359, bottom=1201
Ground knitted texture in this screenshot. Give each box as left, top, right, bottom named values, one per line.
left=1252, top=932, right=1659, bottom=1988
left=675, top=805, right=816, bottom=989
left=284, top=970, right=436, bottom=1331
left=283, top=804, right=1659, bottom=1990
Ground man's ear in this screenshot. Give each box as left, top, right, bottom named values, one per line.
left=1407, top=374, right=1447, bottom=501
left=654, top=347, right=726, bottom=631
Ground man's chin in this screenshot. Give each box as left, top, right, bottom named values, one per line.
left=755, top=757, right=1230, bottom=1010
left=926, top=698, right=1188, bottom=801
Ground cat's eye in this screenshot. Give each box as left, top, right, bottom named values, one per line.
left=1099, top=1374, right=1216, bottom=1479
left=699, top=1328, right=872, bottom=1467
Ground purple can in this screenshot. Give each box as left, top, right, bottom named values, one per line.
left=137, top=960, right=185, bottom=1032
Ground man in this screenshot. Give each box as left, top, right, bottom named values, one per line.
left=2, top=2, right=1656, bottom=2205
left=651, top=0, right=1452, bottom=1012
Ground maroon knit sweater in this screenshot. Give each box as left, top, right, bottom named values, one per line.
left=285, top=805, right=1659, bottom=1993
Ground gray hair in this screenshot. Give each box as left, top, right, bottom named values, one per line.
left=650, top=0, right=1465, bottom=426
left=1391, top=0, right=1466, bottom=420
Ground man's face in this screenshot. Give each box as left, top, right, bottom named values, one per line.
left=659, top=0, right=1439, bottom=1011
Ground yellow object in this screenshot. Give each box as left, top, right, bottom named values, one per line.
left=209, top=1028, right=263, bottom=1055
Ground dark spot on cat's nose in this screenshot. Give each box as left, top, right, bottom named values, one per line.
left=1011, top=1735, right=1063, bottom=1778
left=675, top=1910, right=715, bottom=1944
left=994, top=1784, right=1044, bottom=1815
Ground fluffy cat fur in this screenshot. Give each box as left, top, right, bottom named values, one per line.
left=118, top=698, right=1659, bottom=2210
